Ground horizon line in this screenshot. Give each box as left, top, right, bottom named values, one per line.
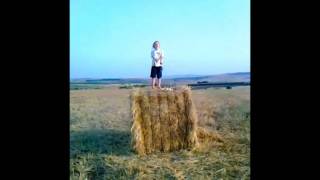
left=70, top=71, right=250, bottom=80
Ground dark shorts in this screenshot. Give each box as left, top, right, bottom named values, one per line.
left=150, top=66, right=162, bottom=78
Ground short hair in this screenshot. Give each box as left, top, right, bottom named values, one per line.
left=152, top=41, right=160, bottom=49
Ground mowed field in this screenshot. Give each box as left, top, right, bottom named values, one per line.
left=70, top=86, right=250, bottom=179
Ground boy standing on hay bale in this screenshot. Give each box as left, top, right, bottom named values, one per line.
left=150, top=41, right=164, bottom=89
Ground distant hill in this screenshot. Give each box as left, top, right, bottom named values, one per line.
left=163, top=74, right=204, bottom=79
left=196, top=72, right=250, bottom=83
left=70, top=72, right=250, bottom=85
left=163, top=72, right=250, bottom=85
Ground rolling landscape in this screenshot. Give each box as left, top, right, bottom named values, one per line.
left=70, top=72, right=250, bottom=90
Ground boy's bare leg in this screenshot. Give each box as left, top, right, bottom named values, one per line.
left=157, top=78, right=161, bottom=89
left=151, top=78, right=156, bottom=89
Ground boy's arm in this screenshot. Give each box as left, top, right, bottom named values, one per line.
left=160, top=51, right=164, bottom=64
left=151, top=51, right=160, bottom=62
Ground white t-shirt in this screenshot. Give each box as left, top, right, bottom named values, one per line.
left=151, top=48, right=164, bottom=67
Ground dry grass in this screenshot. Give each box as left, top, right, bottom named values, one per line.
left=196, top=127, right=224, bottom=143
left=131, top=87, right=198, bottom=155
left=70, top=86, right=250, bottom=179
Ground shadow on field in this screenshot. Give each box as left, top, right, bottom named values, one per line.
left=70, top=129, right=132, bottom=157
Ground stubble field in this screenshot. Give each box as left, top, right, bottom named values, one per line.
left=70, top=86, right=250, bottom=179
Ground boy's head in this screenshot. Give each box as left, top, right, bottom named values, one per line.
left=153, top=41, right=160, bottom=50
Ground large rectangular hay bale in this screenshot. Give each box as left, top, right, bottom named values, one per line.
left=130, top=87, right=199, bottom=155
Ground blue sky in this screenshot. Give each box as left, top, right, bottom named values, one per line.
left=70, top=0, right=250, bottom=78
